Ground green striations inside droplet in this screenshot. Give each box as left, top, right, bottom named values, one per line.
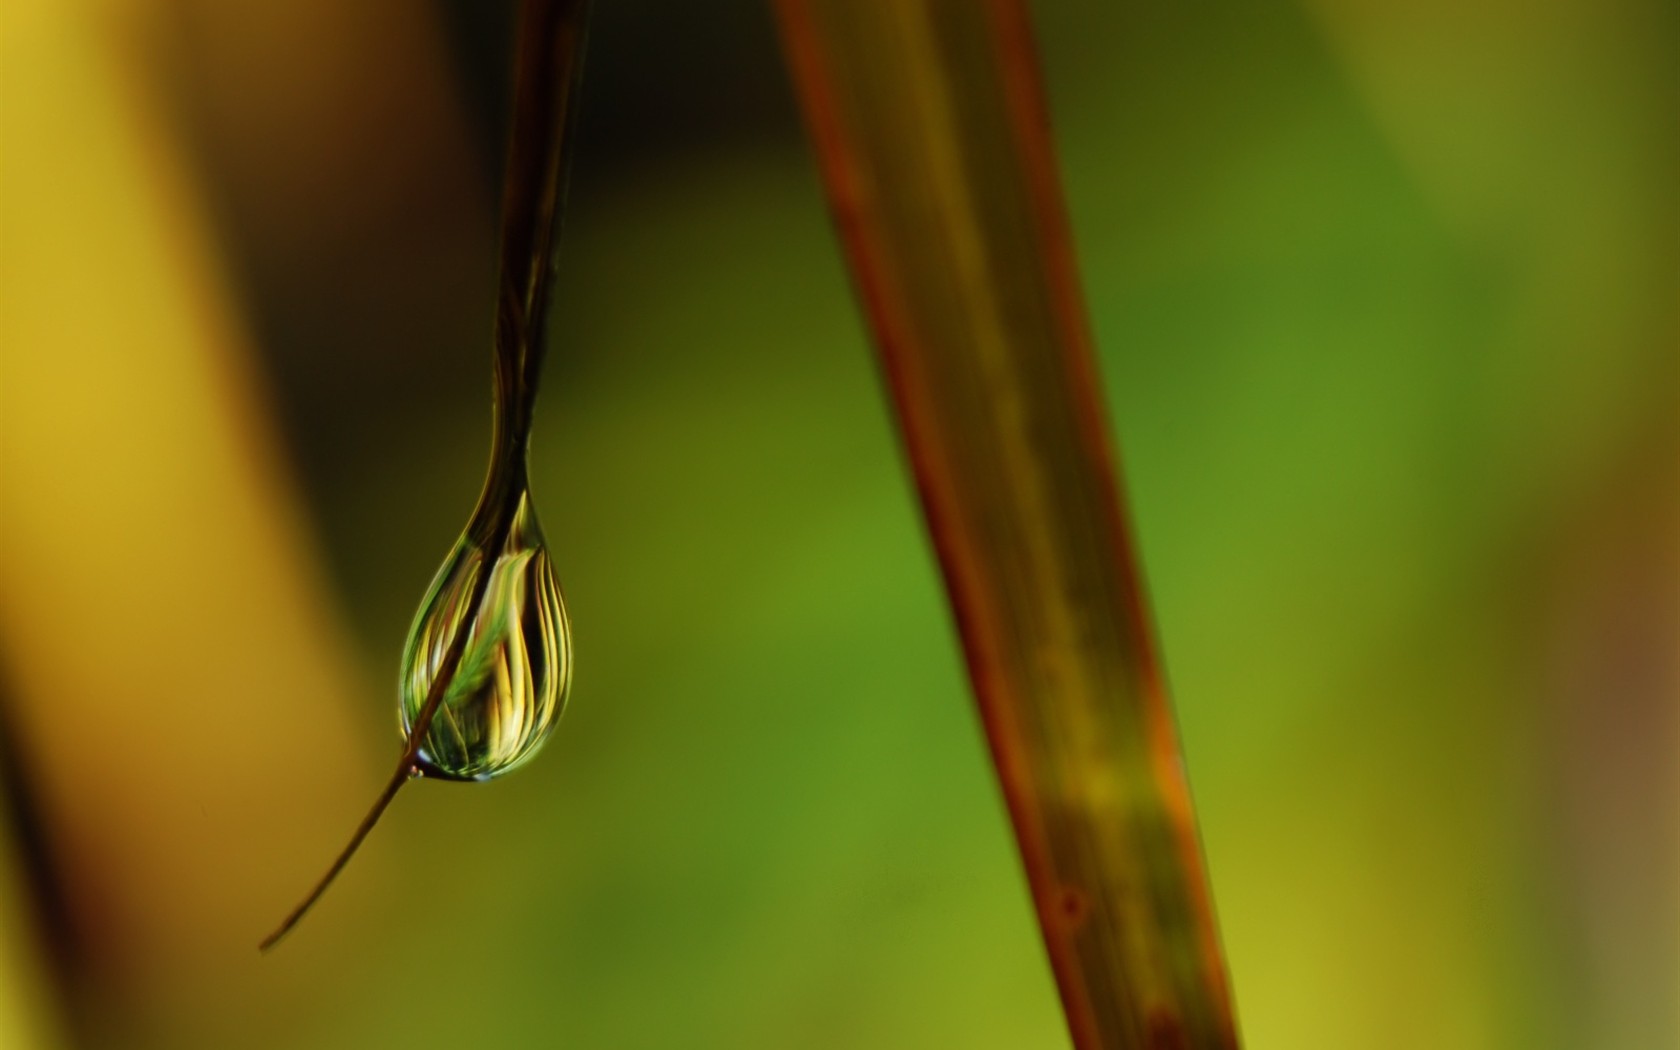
left=398, top=491, right=572, bottom=781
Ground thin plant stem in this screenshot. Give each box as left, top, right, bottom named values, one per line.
left=259, top=0, right=590, bottom=951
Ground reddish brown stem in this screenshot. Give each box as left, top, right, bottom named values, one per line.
left=772, top=3, right=1239, bottom=1046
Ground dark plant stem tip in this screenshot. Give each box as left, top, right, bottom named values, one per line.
left=257, top=0, right=589, bottom=952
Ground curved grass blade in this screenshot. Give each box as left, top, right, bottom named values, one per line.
left=259, top=0, right=590, bottom=951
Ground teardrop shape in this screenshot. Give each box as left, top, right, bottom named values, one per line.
left=398, top=491, right=572, bottom=781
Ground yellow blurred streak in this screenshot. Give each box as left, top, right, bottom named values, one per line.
left=0, top=0, right=367, bottom=991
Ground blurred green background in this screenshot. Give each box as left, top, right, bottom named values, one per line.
left=0, top=1, right=1674, bottom=1048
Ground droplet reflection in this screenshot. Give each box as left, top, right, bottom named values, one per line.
left=398, top=492, right=572, bottom=781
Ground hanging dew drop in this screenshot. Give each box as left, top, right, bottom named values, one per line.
left=400, top=490, right=572, bottom=781
left=258, top=0, right=594, bottom=950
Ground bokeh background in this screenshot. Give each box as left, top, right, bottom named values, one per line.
left=1, top=0, right=1676, bottom=1047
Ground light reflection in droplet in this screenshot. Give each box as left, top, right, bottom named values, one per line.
left=398, top=490, right=572, bottom=781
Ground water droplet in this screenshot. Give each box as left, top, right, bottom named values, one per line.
left=398, top=490, right=572, bottom=781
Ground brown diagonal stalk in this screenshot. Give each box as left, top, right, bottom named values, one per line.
left=772, top=2, right=1240, bottom=1046
left=259, top=0, right=590, bottom=951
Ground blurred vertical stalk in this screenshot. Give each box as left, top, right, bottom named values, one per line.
left=772, top=3, right=1239, bottom=1047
